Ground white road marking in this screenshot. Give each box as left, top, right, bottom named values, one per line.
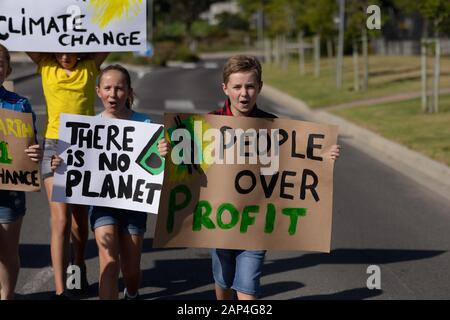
left=204, top=62, right=219, bottom=69
left=164, top=100, right=195, bottom=111
left=134, top=108, right=165, bottom=116
left=32, top=105, right=46, bottom=116
left=18, top=266, right=53, bottom=295
left=166, top=61, right=183, bottom=68
left=134, top=98, right=140, bottom=109
left=182, top=63, right=197, bottom=69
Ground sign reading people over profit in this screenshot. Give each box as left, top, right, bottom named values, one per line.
left=0, top=108, right=40, bottom=192
left=52, top=114, right=165, bottom=214
left=153, top=114, right=339, bottom=252
left=0, top=0, right=146, bottom=52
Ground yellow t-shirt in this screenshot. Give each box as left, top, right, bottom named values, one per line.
left=38, top=57, right=98, bottom=139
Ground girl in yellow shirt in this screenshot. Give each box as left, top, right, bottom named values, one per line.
left=26, top=51, right=109, bottom=299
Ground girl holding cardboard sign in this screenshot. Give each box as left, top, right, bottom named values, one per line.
left=0, top=44, right=42, bottom=300
left=52, top=64, right=168, bottom=300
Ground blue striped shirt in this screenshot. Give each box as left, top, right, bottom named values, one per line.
left=0, top=85, right=37, bottom=136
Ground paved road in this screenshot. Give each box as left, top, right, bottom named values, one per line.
left=10, top=59, right=450, bottom=300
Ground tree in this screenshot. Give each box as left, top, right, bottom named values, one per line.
left=155, top=0, right=223, bottom=50
left=346, top=0, right=382, bottom=91
left=395, top=0, right=450, bottom=113
left=303, top=0, right=337, bottom=77
left=216, top=12, right=249, bottom=31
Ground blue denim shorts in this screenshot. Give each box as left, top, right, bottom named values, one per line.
left=89, top=206, right=147, bottom=235
left=41, top=138, right=58, bottom=180
left=0, top=190, right=26, bottom=223
left=211, top=249, right=266, bottom=296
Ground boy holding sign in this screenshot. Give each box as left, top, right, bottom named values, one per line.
left=210, top=55, right=340, bottom=300
left=26, top=51, right=109, bottom=298
left=0, top=44, right=42, bottom=300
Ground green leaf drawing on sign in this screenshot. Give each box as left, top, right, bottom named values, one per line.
left=0, top=141, right=13, bottom=164
left=136, top=126, right=165, bottom=176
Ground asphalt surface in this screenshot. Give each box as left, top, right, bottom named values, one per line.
left=8, top=59, right=450, bottom=300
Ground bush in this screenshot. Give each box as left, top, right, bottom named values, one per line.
left=149, top=41, right=199, bottom=66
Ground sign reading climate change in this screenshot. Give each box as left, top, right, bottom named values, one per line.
left=52, top=114, right=164, bottom=213
left=0, top=0, right=146, bottom=52
left=153, top=114, right=338, bottom=252
left=0, top=108, right=40, bottom=192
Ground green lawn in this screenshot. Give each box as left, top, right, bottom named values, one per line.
left=332, top=96, right=450, bottom=166
left=263, top=55, right=450, bottom=166
left=263, top=55, right=450, bottom=109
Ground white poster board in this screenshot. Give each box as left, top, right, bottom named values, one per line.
left=0, top=0, right=146, bottom=52
left=52, top=114, right=164, bottom=214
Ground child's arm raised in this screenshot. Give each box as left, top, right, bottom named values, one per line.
left=85, top=52, right=110, bottom=69
left=25, top=52, right=46, bottom=65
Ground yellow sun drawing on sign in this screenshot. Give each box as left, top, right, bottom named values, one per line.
left=88, top=0, right=143, bottom=28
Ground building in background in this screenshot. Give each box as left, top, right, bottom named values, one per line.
left=201, top=1, right=239, bottom=25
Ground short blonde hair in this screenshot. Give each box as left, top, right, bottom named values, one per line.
left=223, top=55, right=262, bottom=85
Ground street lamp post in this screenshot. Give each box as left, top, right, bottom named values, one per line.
left=257, top=8, right=264, bottom=56
left=336, top=0, right=345, bottom=89
left=148, top=0, right=153, bottom=43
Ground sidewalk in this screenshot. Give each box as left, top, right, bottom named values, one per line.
left=323, top=88, right=450, bottom=111
left=261, top=84, right=450, bottom=203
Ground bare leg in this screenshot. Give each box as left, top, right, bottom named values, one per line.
left=119, top=233, right=143, bottom=296
left=45, top=177, right=71, bottom=295
left=95, top=225, right=120, bottom=300
left=236, top=291, right=257, bottom=300
left=70, top=204, right=89, bottom=267
left=0, top=218, right=23, bottom=300
left=215, top=284, right=235, bottom=300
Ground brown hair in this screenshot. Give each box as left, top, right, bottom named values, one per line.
left=0, top=43, right=11, bottom=69
left=97, top=64, right=134, bottom=109
left=223, top=55, right=262, bottom=85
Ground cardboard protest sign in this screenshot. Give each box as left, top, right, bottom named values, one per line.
left=0, top=108, right=40, bottom=192
left=153, top=113, right=338, bottom=252
left=0, top=0, right=146, bottom=52
left=52, top=114, right=164, bottom=213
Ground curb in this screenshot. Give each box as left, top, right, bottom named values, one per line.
left=261, top=84, right=450, bottom=203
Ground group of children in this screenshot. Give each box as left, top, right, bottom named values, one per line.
left=0, top=44, right=340, bottom=300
